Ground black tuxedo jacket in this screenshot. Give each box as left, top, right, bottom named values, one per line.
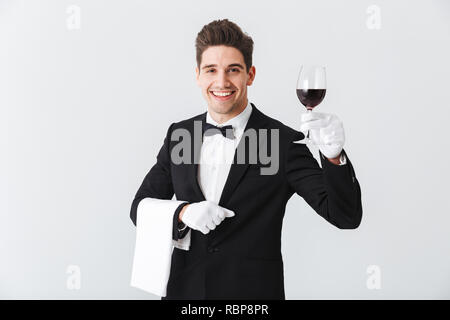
left=130, top=103, right=362, bottom=300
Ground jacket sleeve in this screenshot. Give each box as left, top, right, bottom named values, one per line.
left=172, top=202, right=190, bottom=241
left=285, top=139, right=362, bottom=229
left=130, top=123, right=192, bottom=239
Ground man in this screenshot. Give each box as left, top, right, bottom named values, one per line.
left=130, top=19, right=362, bottom=300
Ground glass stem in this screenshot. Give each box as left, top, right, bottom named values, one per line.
left=306, top=108, right=312, bottom=139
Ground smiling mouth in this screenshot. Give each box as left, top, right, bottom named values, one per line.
left=210, top=90, right=236, bottom=96
left=209, top=90, right=236, bottom=100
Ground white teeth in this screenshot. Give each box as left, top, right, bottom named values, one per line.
left=212, top=91, right=233, bottom=97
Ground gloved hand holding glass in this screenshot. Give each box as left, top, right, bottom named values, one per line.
left=296, top=65, right=345, bottom=159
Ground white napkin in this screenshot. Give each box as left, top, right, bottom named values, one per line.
left=130, top=198, right=191, bottom=297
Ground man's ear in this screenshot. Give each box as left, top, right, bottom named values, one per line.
left=195, top=67, right=200, bottom=87
left=247, top=66, right=256, bottom=86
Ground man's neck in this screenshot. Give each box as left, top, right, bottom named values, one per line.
left=209, top=98, right=248, bottom=124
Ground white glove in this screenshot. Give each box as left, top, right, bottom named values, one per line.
left=299, top=112, right=345, bottom=159
left=181, top=200, right=235, bottom=235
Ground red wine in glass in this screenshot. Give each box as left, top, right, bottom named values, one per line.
left=296, top=66, right=327, bottom=140
left=296, top=89, right=326, bottom=111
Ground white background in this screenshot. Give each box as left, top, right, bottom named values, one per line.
left=1, top=0, right=449, bottom=299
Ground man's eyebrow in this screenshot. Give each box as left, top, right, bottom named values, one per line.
left=228, top=63, right=244, bottom=69
left=201, top=63, right=245, bottom=70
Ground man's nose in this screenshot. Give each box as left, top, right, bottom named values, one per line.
left=215, top=70, right=231, bottom=88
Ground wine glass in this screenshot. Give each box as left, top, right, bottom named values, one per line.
left=296, top=65, right=327, bottom=142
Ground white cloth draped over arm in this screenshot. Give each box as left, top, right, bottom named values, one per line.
left=130, top=198, right=191, bottom=297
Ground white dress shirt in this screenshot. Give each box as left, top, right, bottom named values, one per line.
left=198, top=101, right=253, bottom=204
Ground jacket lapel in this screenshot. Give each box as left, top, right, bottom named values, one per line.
left=218, top=103, right=267, bottom=207
left=187, top=112, right=207, bottom=202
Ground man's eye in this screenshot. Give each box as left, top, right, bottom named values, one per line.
left=229, top=68, right=239, bottom=72
left=207, top=69, right=215, bottom=73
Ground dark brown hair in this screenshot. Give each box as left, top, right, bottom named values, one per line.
left=195, top=19, right=254, bottom=73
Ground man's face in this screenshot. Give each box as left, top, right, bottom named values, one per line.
left=196, top=45, right=255, bottom=117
